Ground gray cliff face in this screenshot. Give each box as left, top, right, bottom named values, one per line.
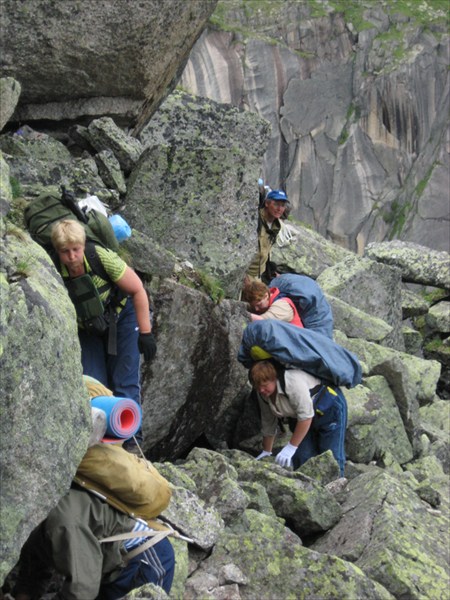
left=180, top=0, right=449, bottom=252
left=0, top=0, right=218, bottom=133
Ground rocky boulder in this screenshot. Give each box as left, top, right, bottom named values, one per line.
left=311, top=469, right=449, bottom=599
left=0, top=0, right=218, bottom=132
left=0, top=221, right=90, bottom=580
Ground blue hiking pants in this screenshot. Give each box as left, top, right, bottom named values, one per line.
left=97, top=537, right=175, bottom=599
left=78, top=297, right=143, bottom=443
left=292, top=387, right=348, bottom=476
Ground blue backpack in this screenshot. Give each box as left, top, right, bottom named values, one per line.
left=269, top=273, right=333, bottom=338
left=238, top=320, right=362, bottom=388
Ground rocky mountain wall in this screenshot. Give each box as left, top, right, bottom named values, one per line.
left=179, top=0, right=450, bottom=253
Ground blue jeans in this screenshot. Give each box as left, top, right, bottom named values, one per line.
left=79, top=298, right=143, bottom=443
left=292, top=387, right=348, bottom=476
left=97, top=537, right=175, bottom=599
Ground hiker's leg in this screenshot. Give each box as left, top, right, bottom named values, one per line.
left=107, top=298, right=142, bottom=444
left=316, top=389, right=348, bottom=477
left=107, top=298, right=141, bottom=402
left=78, top=329, right=108, bottom=385
left=292, top=426, right=318, bottom=470
left=97, top=538, right=175, bottom=600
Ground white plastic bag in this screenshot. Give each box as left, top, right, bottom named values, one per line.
left=78, top=195, right=109, bottom=217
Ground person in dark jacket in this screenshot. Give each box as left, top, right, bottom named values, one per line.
left=12, top=487, right=175, bottom=600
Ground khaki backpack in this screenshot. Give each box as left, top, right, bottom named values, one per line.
left=74, top=443, right=172, bottom=522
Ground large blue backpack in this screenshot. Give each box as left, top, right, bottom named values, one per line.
left=269, top=273, right=333, bottom=338
left=238, top=320, right=362, bottom=388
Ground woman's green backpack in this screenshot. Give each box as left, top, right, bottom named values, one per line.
left=24, top=185, right=120, bottom=253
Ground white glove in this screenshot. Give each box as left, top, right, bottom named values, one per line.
left=275, top=443, right=298, bottom=468
left=255, top=450, right=272, bottom=460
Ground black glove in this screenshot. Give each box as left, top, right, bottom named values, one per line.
left=138, top=332, right=157, bottom=362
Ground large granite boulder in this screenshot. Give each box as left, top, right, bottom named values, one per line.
left=0, top=223, right=90, bottom=580
left=318, top=255, right=405, bottom=351
left=0, top=78, right=21, bottom=132
left=0, top=0, right=218, bottom=132
left=311, top=469, right=450, bottom=599
left=365, top=241, right=450, bottom=289
left=124, top=91, right=271, bottom=298
left=140, top=280, right=249, bottom=461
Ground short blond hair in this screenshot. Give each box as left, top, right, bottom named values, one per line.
left=249, top=361, right=277, bottom=388
left=51, top=219, right=86, bottom=250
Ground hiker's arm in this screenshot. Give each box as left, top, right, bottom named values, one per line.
left=262, top=435, right=275, bottom=453
left=289, top=418, right=313, bottom=447
left=116, top=267, right=151, bottom=333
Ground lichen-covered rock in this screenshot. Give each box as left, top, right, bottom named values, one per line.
left=425, top=301, right=450, bottom=333
left=345, top=377, right=413, bottom=466
left=0, top=77, right=21, bottom=132
left=125, top=91, right=270, bottom=298
left=271, top=220, right=353, bottom=278
left=222, top=451, right=341, bottom=537
left=0, top=151, right=12, bottom=216
left=402, top=324, right=423, bottom=356
left=417, top=402, right=450, bottom=476
left=328, top=294, right=393, bottom=343
left=140, top=281, right=249, bottom=461
left=311, top=470, right=449, bottom=599
left=87, top=117, right=143, bottom=175
left=160, top=484, right=224, bottom=551
left=336, top=332, right=441, bottom=407
left=178, top=448, right=250, bottom=524
left=297, top=449, right=341, bottom=485
left=199, top=509, right=394, bottom=600
left=239, top=481, right=277, bottom=519
left=365, top=241, right=450, bottom=289
left=401, top=288, right=430, bottom=319
left=318, top=255, right=404, bottom=350
left=1, top=0, right=217, bottom=130
left=94, top=150, right=127, bottom=196
left=0, top=224, right=90, bottom=581
left=0, top=126, right=111, bottom=199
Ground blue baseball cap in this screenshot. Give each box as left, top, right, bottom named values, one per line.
left=267, top=189, right=288, bottom=201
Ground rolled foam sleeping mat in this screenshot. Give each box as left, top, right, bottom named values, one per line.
left=90, top=395, right=142, bottom=441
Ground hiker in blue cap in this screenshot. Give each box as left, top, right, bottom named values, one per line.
left=51, top=219, right=156, bottom=453
left=247, top=189, right=289, bottom=284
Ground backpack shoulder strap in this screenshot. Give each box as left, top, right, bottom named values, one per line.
left=84, top=241, right=110, bottom=282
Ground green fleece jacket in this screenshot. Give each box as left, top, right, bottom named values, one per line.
left=15, top=487, right=136, bottom=600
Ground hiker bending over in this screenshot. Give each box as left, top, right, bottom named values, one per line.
left=51, top=219, right=155, bottom=452
left=249, top=361, right=348, bottom=476
left=243, top=279, right=303, bottom=327
left=11, top=405, right=174, bottom=600
left=246, top=189, right=289, bottom=283
left=12, top=486, right=175, bottom=600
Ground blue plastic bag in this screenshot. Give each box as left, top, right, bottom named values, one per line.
left=109, top=214, right=131, bottom=242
